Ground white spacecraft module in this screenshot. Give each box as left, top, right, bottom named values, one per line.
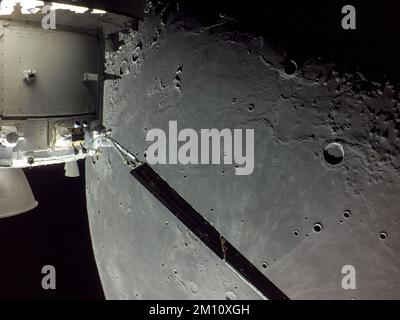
left=0, top=0, right=144, bottom=217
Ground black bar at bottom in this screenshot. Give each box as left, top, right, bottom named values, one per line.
left=131, top=163, right=289, bottom=300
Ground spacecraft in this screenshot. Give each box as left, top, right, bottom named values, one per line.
left=0, top=0, right=143, bottom=218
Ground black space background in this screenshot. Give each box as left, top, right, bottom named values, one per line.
left=0, top=0, right=400, bottom=300
left=0, top=161, right=104, bottom=299
left=176, top=0, right=400, bottom=83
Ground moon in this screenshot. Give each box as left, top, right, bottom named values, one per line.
left=86, top=7, right=400, bottom=299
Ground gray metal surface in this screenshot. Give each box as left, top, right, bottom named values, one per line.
left=86, top=13, right=400, bottom=299
left=0, top=21, right=99, bottom=118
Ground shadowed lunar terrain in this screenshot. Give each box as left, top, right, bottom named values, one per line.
left=86, top=2, right=400, bottom=299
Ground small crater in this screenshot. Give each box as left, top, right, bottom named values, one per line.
left=343, top=210, right=351, bottom=219
left=119, top=59, right=129, bottom=76
left=248, top=104, right=255, bottom=112
left=323, top=142, right=345, bottom=166
left=293, top=230, right=300, bottom=237
left=262, top=262, right=268, bottom=269
left=132, top=51, right=139, bottom=62
left=132, top=42, right=142, bottom=63
left=313, top=223, right=323, bottom=233
left=225, top=291, right=237, bottom=300
left=283, top=59, right=297, bottom=75
left=379, top=231, right=388, bottom=240
left=190, top=282, right=199, bottom=294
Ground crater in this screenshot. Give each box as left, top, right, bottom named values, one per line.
left=283, top=59, right=297, bottom=75
left=323, top=142, right=345, bottom=166
left=313, top=223, right=323, bottom=233
left=379, top=231, right=388, bottom=240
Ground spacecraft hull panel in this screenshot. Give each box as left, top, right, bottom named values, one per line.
left=0, top=22, right=99, bottom=118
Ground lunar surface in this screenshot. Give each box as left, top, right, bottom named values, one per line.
left=86, top=4, right=400, bottom=299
